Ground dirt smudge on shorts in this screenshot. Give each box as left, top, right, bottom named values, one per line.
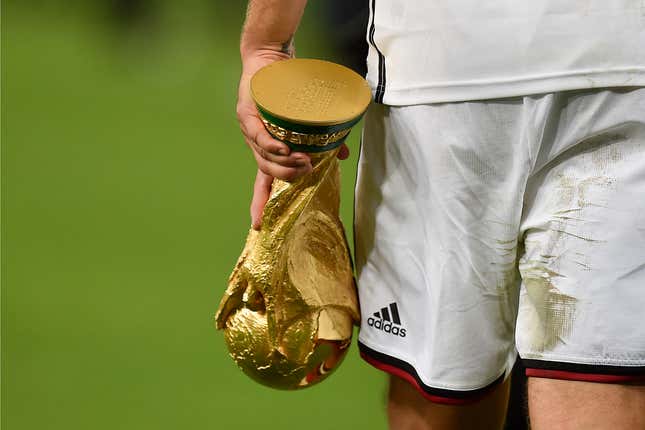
left=576, top=176, right=615, bottom=209
left=589, top=133, right=626, bottom=170
left=555, top=174, right=576, bottom=207
left=555, top=173, right=614, bottom=212
left=490, top=237, right=521, bottom=339
left=521, top=266, right=577, bottom=352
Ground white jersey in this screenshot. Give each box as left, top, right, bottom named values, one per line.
left=365, top=0, right=645, bottom=104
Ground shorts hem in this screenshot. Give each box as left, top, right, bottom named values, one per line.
left=523, top=359, right=645, bottom=383
left=358, top=341, right=505, bottom=405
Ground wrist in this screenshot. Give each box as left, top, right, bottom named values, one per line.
left=241, top=30, right=295, bottom=62
left=240, top=47, right=294, bottom=76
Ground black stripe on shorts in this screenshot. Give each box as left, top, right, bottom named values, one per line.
left=359, top=341, right=505, bottom=403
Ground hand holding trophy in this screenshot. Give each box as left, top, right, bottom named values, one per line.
left=215, top=59, right=371, bottom=389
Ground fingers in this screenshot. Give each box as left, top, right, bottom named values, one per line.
left=245, top=136, right=304, bottom=168
left=240, top=113, right=290, bottom=157
left=337, top=143, right=350, bottom=160
left=252, top=149, right=312, bottom=181
left=238, top=106, right=313, bottom=180
left=251, top=170, right=274, bottom=230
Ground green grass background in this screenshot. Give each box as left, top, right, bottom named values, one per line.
left=2, top=2, right=387, bottom=428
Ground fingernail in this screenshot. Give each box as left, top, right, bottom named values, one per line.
left=278, top=147, right=289, bottom=155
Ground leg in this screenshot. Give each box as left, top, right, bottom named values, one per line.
left=528, top=378, right=645, bottom=429
left=504, top=361, right=529, bottom=430
left=516, top=88, right=645, bottom=429
left=387, top=375, right=511, bottom=430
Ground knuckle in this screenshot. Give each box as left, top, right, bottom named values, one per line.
left=255, top=158, right=269, bottom=173
left=282, top=169, right=299, bottom=182
left=255, top=130, right=267, bottom=146
left=260, top=133, right=273, bottom=147
left=258, top=146, right=267, bottom=160
left=258, top=165, right=272, bottom=177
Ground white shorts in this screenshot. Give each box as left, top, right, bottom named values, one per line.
left=355, top=88, right=645, bottom=404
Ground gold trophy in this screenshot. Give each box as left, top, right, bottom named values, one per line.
left=215, top=59, right=371, bottom=389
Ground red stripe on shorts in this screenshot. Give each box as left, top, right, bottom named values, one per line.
left=360, top=351, right=492, bottom=405
left=525, top=368, right=645, bottom=383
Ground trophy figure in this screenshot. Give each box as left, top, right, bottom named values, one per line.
left=215, top=59, right=371, bottom=389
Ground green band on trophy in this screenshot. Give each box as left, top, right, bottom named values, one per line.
left=259, top=116, right=357, bottom=152
left=257, top=106, right=364, bottom=136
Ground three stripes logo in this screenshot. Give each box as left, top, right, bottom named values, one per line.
left=367, top=302, right=406, bottom=337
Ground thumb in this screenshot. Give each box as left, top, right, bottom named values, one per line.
left=251, top=169, right=274, bottom=230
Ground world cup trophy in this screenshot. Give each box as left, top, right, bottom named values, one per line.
left=215, top=59, right=371, bottom=389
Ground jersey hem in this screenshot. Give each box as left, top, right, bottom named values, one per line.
left=369, top=70, right=645, bottom=105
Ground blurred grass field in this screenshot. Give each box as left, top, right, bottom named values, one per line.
left=2, top=2, right=387, bottom=429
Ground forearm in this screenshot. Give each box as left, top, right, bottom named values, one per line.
left=241, top=0, right=308, bottom=60
left=236, top=0, right=313, bottom=198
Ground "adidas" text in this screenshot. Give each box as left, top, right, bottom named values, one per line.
left=367, top=302, right=406, bottom=338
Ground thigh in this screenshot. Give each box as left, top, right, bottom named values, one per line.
left=388, top=375, right=511, bottom=430
left=528, top=378, right=645, bottom=430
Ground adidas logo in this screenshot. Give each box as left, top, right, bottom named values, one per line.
left=367, top=302, right=406, bottom=337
